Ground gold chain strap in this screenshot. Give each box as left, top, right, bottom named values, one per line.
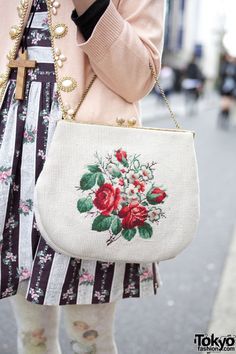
left=73, top=74, right=97, bottom=118
left=64, top=63, right=180, bottom=130
left=149, top=63, right=181, bottom=129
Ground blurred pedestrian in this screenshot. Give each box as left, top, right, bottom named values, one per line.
left=154, top=63, right=175, bottom=99
left=218, top=53, right=236, bottom=129
left=182, top=55, right=205, bottom=115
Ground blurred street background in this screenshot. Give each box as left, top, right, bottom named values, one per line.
left=1, top=0, right=236, bottom=353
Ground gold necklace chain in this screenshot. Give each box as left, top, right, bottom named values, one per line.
left=0, top=0, right=30, bottom=107
left=46, top=0, right=97, bottom=121
left=73, top=73, right=97, bottom=118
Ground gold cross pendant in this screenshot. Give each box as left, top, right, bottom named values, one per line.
left=8, top=49, right=37, bottom=100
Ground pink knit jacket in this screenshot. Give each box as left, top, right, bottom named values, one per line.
left=0, top=0, right=165, bottom=126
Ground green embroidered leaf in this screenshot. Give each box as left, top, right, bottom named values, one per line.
left=111, top=217, right=122, bottom=235
left=138, top=223, right=153, bottom=239
left=111, top=170, right=122, bottom=178
left=141, top=201, right=149, bottom=206
left=97, top=172, right=105, bottom=186
left=77, top=197, right=93, bottom=213
left=121, top=157, right=129, bottom=167
left=87, top=164, right=102, bottom=173
left=122, top=228, right=136, bottom=241
left=92, top=215, right=114, bottom=232
left=133, top=158, right=140, bottom=170
left=80, top=173, right=97, bottom=190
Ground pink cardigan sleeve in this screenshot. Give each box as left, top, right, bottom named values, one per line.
left=76, top=0, right=165, bottom=103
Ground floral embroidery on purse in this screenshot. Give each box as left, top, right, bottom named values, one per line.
left=75, top=148, right=167, bottom=246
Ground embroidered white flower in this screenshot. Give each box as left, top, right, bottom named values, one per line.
left=148, top=207, right=162, bottom=222
left=126, top=185, right=139, bottom=196
left=140, top=165, right=153, bottom=181
left=5, top=252, right=17, bottom=262
left=126, top=170, right=139, bottom=183
left=38, top=150, right=46, bottom=160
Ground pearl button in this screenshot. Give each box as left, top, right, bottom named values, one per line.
left=63, top=80, right=72, bottom=88
left=53, top=1, right=60, bottom=8
left=60, top=54, right=66, bottom=61
left=54, top=48, right=67, bottom=68
left=67, top=109, right=75, bottom=116
left=9, top=26, right=20, bottom=40
left=58, top=77, right=77, bottom=92
left=53, top=24, right=68, bottom=39
left=50, top=0, right=60, bottom=15
left=55, top=48, right=61, bottom=56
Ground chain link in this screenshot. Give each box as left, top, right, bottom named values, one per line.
left=73, top=74, right=97, bottom=117
left=149, top=62, right=181, bottom=129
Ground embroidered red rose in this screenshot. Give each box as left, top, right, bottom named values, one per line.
left=94, top=183, right=121, bottom=216
left=118, top=201, right=148, bottom=229
left=115, top=149, right=127, bottom=163
left=147, top=187, right=167, bottom=204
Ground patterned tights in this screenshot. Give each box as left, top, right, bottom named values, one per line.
left=10, top=289, right=118, bottom=354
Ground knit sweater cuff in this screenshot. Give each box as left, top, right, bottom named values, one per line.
left=76, top=0, right=124, bottom=62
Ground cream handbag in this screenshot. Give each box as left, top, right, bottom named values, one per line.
left=34, top=64, right=200, bottom=263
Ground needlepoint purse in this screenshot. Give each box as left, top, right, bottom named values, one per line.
left=34, top=64, right=200, bottom=263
